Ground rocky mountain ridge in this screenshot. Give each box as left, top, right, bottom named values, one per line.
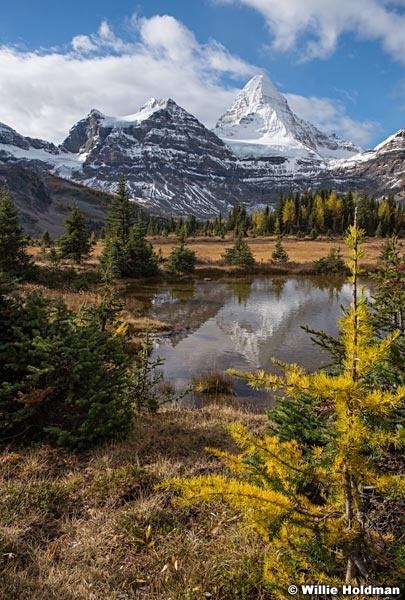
left=58, top=98, right=256, bottom=217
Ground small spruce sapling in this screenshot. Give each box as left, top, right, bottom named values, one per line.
left=58, top=203, right=91, bottom=263
left=222, top=235, right=255, bottom=268
left=271, top=238, right=289, bottom=264
left=166, top=230, right=196, bottom=274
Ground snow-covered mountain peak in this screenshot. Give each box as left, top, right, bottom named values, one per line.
left=104, top=98, right=172, bottom=127
left=83, top=99, right=190, bottom=131
left=214, top=74, right=361, bottom=161
left=88, top=108, right=105, bottom=118
left=239, top=74, right=288, bottom=112
left=214, top=73, right=295, bottom=144
left=373, top=128, right=405, bottom=153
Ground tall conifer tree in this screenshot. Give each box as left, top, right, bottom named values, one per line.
left=0, top=192, right=29, bottom=274
left=58, top=203, right=90, bottom=263
left=101, top=178, right=158, bottom=278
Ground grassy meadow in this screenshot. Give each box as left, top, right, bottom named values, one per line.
left=29, top=234, right=388, bottom=275
left=149, top=235, right=384, bottom=266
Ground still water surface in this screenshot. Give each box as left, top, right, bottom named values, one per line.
left=126, top=276, right=372, bottom=409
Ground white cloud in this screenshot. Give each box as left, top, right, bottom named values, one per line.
left=0, top=15, right=254, bottom=143
left=214, top=0, right=405, bottom=62
left=202, top=39, right=255, bottom=76
left=139, top=15, right=198, bottom=61
left=286, top=93, right=381, bottom=146
left=71, top=35, right=97, bottom=53
left=71, top=19, right=134, bottom=54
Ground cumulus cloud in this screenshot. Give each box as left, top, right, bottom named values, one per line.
left=286, top=94, right=381, bottom=146
left=71, top=19, right=135, bottom=54
left=0, top=15, right=256, bottom=143
left=139, top=14, right=198, bottom=61
left=214, top=0, right=405, bottom=61
left=71, top=35, right=97, bottom=53
left=0, top=13, right=377, bottom=147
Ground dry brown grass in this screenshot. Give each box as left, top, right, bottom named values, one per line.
left=21, top=283, right=102, bottom=311
left=29, top=236, right=390, bottom=271
left=0, top=406, right=272, bottom=600
left=19, top=283, right=169, bottom=337
left=151, top=235, right=386, bottom=265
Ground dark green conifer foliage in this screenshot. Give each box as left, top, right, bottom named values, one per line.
left=271, top=238, right=289, bottom=264
left=106, top=177, right=132, bottom=244
left=40, top=229, right=52, bottom=248
left=58, top=203, right=91, bottom=263
left=167, top=231, right=196, bottom=274
left=313, top=247, right=345, bottom=274
left=0, top=278, right=133, bottom=450
left=0, top=192, right=29, bottom=274
left=222, top=235, right=255, bottom=268
left=373, top=237, right=405, bottom=333
left=127, top=213, right=159, bottom=277
left=101, top=179, right=158, bottom=278
left=369, top=237, right=405, bottom=391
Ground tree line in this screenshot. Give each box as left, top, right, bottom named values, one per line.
left=147, top=190, right=405, bottom=239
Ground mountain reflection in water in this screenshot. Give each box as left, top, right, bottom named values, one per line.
left=125, top=276, right=372, bottom=409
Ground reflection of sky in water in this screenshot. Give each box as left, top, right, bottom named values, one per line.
left=130, top=276, right=372, bottom=406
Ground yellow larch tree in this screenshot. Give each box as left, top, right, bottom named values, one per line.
left=163, top=219, right=405, bottom=597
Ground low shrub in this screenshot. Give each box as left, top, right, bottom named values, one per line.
left=313, top=247, right=346, bottom=273
left=167, top=244, right=197, bottom=274
left=193, top=371, right=234, bottom=396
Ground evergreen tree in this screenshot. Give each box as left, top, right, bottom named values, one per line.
left=222, top=235, right=255, bottom=268
left=40, top=229, right=52, bottom=248
left=0, top=279, right=133, bottom=450
left=368, top=237, right=405, bottom=390
left=271, top=238, right=289, bottom=264
left=101, top=179, right=158, bottom=278
left=0, top=192, right=29, bottom=275
left=58, top=203, right=91, bottom=263
left=373, top=237, right=405, bottom=333
left=127, top=213, right=159, bottom=278
left=106, top=177, right=133, bottom=244
left=100, top=177, right=133, bottom=276
left=167, top=231, right=197, bottom=274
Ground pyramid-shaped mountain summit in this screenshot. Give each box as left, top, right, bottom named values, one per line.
left=214, top=74, right=361, bottom=160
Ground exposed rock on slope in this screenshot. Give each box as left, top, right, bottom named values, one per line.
left=329, top=129, right=405, bottom=199
left=60, top=99, right=254, bottom=217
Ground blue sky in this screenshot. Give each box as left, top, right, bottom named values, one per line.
left=0, top=0, right=404, bottom=147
